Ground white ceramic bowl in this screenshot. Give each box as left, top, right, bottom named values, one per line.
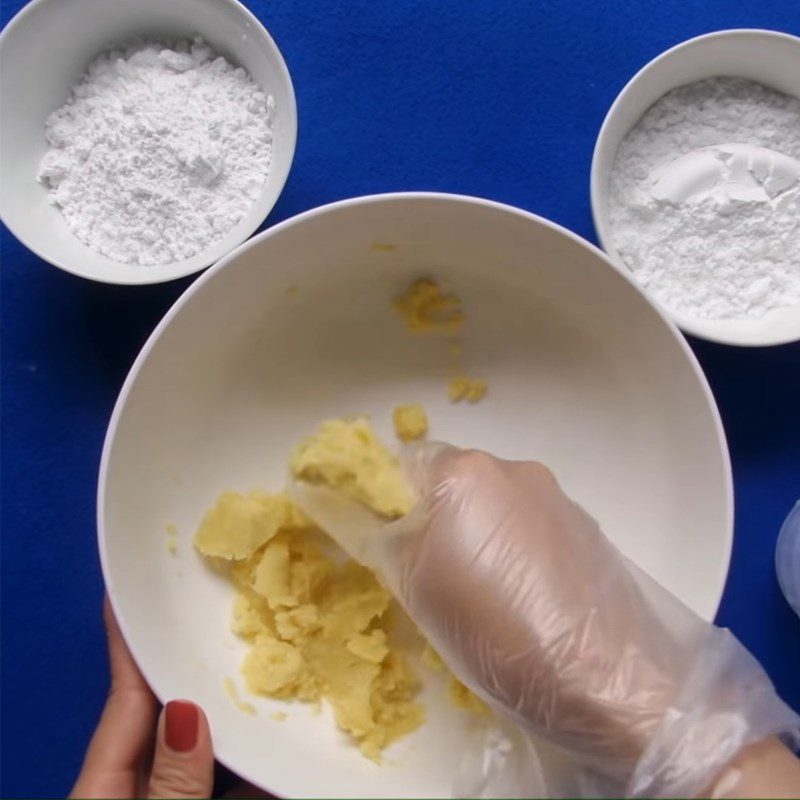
left=99, top=193, right=733, bottom=798
left=0, top=0, right=296, bottom=285
left=591, top=29, right=800, bottom=346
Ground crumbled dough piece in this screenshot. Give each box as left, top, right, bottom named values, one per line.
left=270, top=711, right=287, bottom=722
left=252, top=538, right=294, bottom=609
left=392, top=404, right=428, bottom=442
left=223, top=677, right=256, bottom=716
left=449, top=375, right=488, bottom=404
left=422, top=642, right=445, bottom=672
left=194, top=491, right=309, bottom=560
left=166, top=522, right=178, bottom=554
left=449, top=677, right=489, bottom=715
left=393, top=279, right=464, bottom=333
left=291, top=417, right=412, bottom=518
left=347, top=629, right=390, bottom=663
left=423, top=643, right=488, bottom=714
left=196, top=488, right=423, bottom=760
left=393, top=279, right=489, bottom=409
left=243, top=634, right=307, bottom=696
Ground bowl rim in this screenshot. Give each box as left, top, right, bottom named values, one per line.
left=590, top=28, right=800, bottom=347
left=0, top=0, right=298, bottom=286
left=97, top=190, right=734, bottom=794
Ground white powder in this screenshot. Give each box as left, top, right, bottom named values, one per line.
left=38, top=37, right=274, bottom=266
left=608, top=78, right=800, bottom=319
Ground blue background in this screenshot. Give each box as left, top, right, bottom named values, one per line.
left=2, top=1, right=799, bottom=796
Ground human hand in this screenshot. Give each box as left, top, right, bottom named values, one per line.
left=70, top=597, right=213, bottom=799
left=364, top=445, right=799, bottom=797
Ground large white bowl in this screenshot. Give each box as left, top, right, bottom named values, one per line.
left=591, top=29, right=800, bottom=347
left=0, top=0, right=296, bottom=285
left=99, top=193, right=733, bottom=798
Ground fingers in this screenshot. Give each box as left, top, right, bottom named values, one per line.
left=72, top=599, right=215, bottom=800
left=148, top=701, right=214, bottom=799
left=398, top=440, right=457, bottom=497
left=70, top=598, right=158, bottom=798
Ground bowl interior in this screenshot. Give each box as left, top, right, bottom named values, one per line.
left=101, top=195, right=732, bottom=798
left=591, top=30, right=800, bottom=346
left=0, top=0, right=296, bottom=284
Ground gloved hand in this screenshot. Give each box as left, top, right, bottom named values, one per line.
left=362, top=445, right=799, bottom=798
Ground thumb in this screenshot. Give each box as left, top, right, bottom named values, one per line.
left=148, top=701, right=214, bottom=799
left=398, top=440, right=457, bottom=498
left=370, top=442, right=461, bottom=591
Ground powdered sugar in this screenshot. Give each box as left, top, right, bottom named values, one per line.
left=38, top=37, right=274, bottom=266
left=608, top=78, right=800, bottom=320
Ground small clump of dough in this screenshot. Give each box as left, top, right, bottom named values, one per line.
left=290, top=417, right=412, bottom=518
left=392, top=404, right=428, bottom=442
left=448, top=676, right=490, bottom=715
left=393, top=279, right=490, bottom=406
left=165, top=522, right=178, bottom=554
left=449, top=375, right=488, bottom=404
left=194, top=491, right=309, bottom=560
left=422, top=644, right=489, bottom=715
left=393, top=279, right=464, bottom=333
left=224, top=676, right=257, bottom=716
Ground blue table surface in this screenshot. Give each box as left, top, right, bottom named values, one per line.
left=2, top=1, right=799, bottom=796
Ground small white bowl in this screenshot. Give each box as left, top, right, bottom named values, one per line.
left=0, top=0, right=296, bottom=285
left=591, top=30, right=800, bottom=347
left=99, top=193, right=732, bottom=797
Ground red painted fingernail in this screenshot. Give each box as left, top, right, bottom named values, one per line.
left=165, top=700, right=199, bottom=753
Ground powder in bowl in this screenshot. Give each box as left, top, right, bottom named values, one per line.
left=38, top=37, right=274, bottom=266
left=608, top=77, right=800, bottom=320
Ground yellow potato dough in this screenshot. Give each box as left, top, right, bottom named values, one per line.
left=253, top=538, right=294, bottom=609
left=448, top=676, right=489, bottom=715
left=243, top=634, right=307, bottom=696
left=223, top=677, right=256, bottom=716
left=393, top=279, right=464, bottom=333
left=196, top=489, right=423, bottom=760
left=392, top=404, right=428, bottom=442
left=423, top=643, right=488, bottom=715
left=196, top=416, right=484, bottom=762
left=195, top=491, right=308, bottom=560
left=449, top=375, right=488, bottom=404
left=290, top=417, right=412, bottom=518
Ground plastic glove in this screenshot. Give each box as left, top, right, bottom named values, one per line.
left=361, top=445, right=799, bottom=798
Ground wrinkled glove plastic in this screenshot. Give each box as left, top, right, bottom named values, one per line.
left=359, top=444, right=799, bottom=798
